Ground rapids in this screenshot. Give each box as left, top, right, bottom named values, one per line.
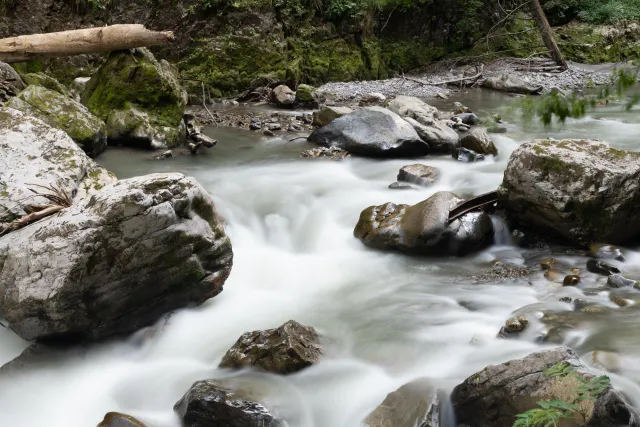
left=1, top=91, right=640, bottom=426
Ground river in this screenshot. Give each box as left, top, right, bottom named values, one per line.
left=1, top=90, right=640, bottom=426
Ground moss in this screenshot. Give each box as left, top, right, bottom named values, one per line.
left=191, top=196, right=217, bottom=227
left=21, top=72, right=72, bottom=97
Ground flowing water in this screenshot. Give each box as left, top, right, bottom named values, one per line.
left=2, top=90, right=640, bottom=426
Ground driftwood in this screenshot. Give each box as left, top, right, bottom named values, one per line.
left=0, top=184, right=72, bottom=236
left=0, top=205, right=65, bottom=235
left=398, top=64, right=484, bottom=87
left=0, top=24, right=174, bottom=63
left=448, top=190, right=498, bottom=223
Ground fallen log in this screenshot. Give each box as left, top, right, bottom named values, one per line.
left=0, top=205, right=64, bottom=236
left=0, top=24, right=174, bottom=63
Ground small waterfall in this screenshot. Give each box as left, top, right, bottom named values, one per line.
left=490, top=214, right=512, bottom=246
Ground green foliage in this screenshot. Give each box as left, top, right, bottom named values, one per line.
left=513, top=362, right=611, bottom=427
left=544, top=0, right=640, bottom=25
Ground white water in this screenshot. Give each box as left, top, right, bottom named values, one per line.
left=2, top=97, right=640, bottom=426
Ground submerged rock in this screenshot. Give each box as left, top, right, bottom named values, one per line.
left=481, top=73, right=543, bottom=94
left=587, top=259, right=620, bottom=276
left=6, top=85, right=107, bottom=157
left=364, top=378, right=441, bottom=427
left=607, top=274, right=636, bottom=288
left=590, top=243, right=625, bottom=261
left=174, top=379, right=282, bottom=427
left=300, top=146, right=349, bottom=160
left=219, top=320, right=322, bottom=374
left=312, top=106, right=353, bottom=127
left=498, top=139, right=640, bottom=245
left=271, top=84, right=295, bottom=108
left=388, top=182, right=416, bottom=190
left=21, top=72, right=72, bottom=97
left=452, top=147, right=484, bottom=162
left=307, top=107, right=427, bottom=158
left=82, top=48, right=187, bottom=149
left=397, top=164, right=440, bottom=187
left=460, top=127, right=498, bottom=156
left=353, top=191, right=494, bottom=256
left=451, top=347, right=640, bottom=427
left=0, top=61, right=25, bottom=102
left=541, top=258, right=558, bottom=270
left=0, top=107, right=114, bottom=223
left=0, top=173, right=233, bottom=341
left=97, top=412, right=147, bottom=427
left=452, top=112, right=480, bottom=126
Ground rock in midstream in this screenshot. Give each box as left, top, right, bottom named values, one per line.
left=608, top=274, right=636, bottom=288
left=459, top=127, right=498, bottom=156
left=590, top=243, right=625, bottom=261
left=499, top=139, right=640, bottom=246
left=397, top=164, right=440, bottom=187
left=587, top=259, right=620, bottom=276
left=354, top=191, right=494, bottom=256
left=97, top=412, right=147, bottom=427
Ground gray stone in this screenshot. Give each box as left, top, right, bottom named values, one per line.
left=590, top=243, right=625, bottom=261
left=481, top=73, right=543, bottom=95
left=397, top=164, right=440, bottom=186
left=452, top=113, right=480, bottom=126
left=0, top=173, right=233, bottom=341
left=0, top=107, right=115, bottom=223
left=312, top=106, right=353, bottom=127
left=300, top=146, right=349, bottom=160
left=6, top=85, right=107, bottom=157
left=387, top=95, right=440, bottom=123
left=364, top=378, right=441, bottom=427
left=308, top=107, right=427, bottom=158
left=353, top=191, right=494, bottom=256
left=607, top=274, right=636, bottom=288
left=451, top=347, right=640, bottom=427
left=388, top=182, right=416, bottom=190
left=453, top=147, right=485, bottom=162
left=460, top=127, right=498, bottom=156
left=219, top=320, right=322, bottom=374
left=498, top=139, right=640, bottom=245
left=271, top=85, right=295, bottom=108
left=403, top=116, right=459, bottom=154
left=0, top=61, right=25, bottom=102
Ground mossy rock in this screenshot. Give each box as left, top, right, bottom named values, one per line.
left=6, top=85, right=107, bottom=157
left=82, top=48, right=186, bottom=149
left=21, top=72, right=72, bottom=98
left=295, top=84, right=316, bottom=102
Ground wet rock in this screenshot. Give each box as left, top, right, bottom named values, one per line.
left=607, top=274, right=636, bottom=288
left=469, top=261, right=530, bottom=283
left=498, top=139, right=640, bottom=246
left=388, top=182, right=416, bottom=190
left=0, top=61, right=25, bottom=102
left=152, top=150, right=174, bottom=160
left=267, top=123, right=281, bottom=131
left=452, top=147, right=484, bottom=162
left=264, top=129, right=275, bottom=136
left=497, top=316, right=529, bottom=338
left=544, top=269, right=564, bottom=282
left=97, top=412, right=147, bottom=427
left=174, top=379, right=282, bottom=427
left=540, top=257, right=558, bottom=270
left=249, top=118, right=262, bottom=130
left=453, top=101, right=471, bottom=114
left=354, top=191, right=494, bottom=256
left=451, top=347, right=640, bottom=427
left=587, top=259, right=620, bottom=276
left=387, top=95, right=440, bottom=123
left=590, top=243, right=625, bottom=261
left=0, top=343, right=88, bottom=376
left=460, top=128, right=498, bottom=156
left=572, top=267, right=582, bottom=275
left=559, top=297, right=573, bottom=303
left=301, top=146, right=349, bottom=160
left=363, top=378, right=441, bottom=427
left=6, top=85, right=107, bottom=157
left=486, top=123, right=507, bottom=134
left=82, top=48, right=187, bottom=150
left=611, top=295, right=629, bottom=307
left=563, top=274, right=581, bottom=286
left=573, top=298, right=589, bottom=310
left=0, top=107, right=115, bottom=224
left=0, top=173, right=233, bottom=342
left=312, top=106, right=353, bottom=127
left=403, top=116, right=459, bottom=154
left=307, top=107, right=427, bottom=158
left=481, top=73, right=543, bottom=95
left=397, top=164, right=440, bottom=187
left=219, top=320, right=322, bottom=374
left=452, top=113, right=480, bottom=126
left=271, top=84, right=295, bottom=108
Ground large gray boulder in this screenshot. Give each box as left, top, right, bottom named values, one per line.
left=364, top=378, right=441, bottom=427
left=451, top=347, right=640, bottom=427
left=0, top=107, right=114, bottom=224
left=0, top=61, right=25, bottom=102
left=499, top=139, right=640, bottom=245
left=307, top=107, right=428, bottom=157
left=174, top=379, right=282, bottom=427
left=0, top=173, right=233, bottom=341
left=271, top=84, right=295, bottom=108
left=354, top=191, right=494, bottom=256
left=482, top=73, right=543, bottom=95
left=219, top=320, right=322, bottom=374
left=6, top=85, right=107, bottom=157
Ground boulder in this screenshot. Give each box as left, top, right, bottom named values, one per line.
left=453, top=147, right=484, bottom=162
left=0, top=107, right=114, bottom=223
left=0, top=61, right=25, bottom=102
left=219, top=320, right=322, bottom=374
left=360, top=92, right=386, bottom=106
left=307, top=107, right=427, bottom=158
left=174, top=379, right=282, bottom=427
left=0, top=173, right=233, bottom=341
left=387, top=95, right=440, bottom=123
left=82, top=48, right=187, bottom=149
left=481, top=73, right=543, bottom=95
left=295, top=84, right=316, bottom=102
left=498, top=139, right=640, bottom=245
left=97, top=412, right=147, bottom=427
left=460, top=127, right=498, bottom=156
left=607, top=274, right=636, bottom=288
left=452, top=113, right=480, bottom=126
left=397, top=164, right=440, bottom=186
left=590, top=243, right=625, bottom=261
left=586, top=259, right=620, bottom=276
left=312, top=106, right=353, bottom=127
left=271, top=84, right=295, bottom=108
left=353, top=191, right=494, bottom=256
left=6, top=85, right=107, bottom=157
left=451, top=347, right=640, bottom=427
left=364, top=378, right=441, bottom=427
left=21, top=72, right=72, bottom=97
left=497, top=316, right=529, bottom=338
left=403, top=116, right=459, bottom=154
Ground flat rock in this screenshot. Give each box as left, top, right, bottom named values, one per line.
left=482, top=73, right=543, bottom=94
left=387, top=95, right=440, bottom=123
left=397, top=164, right=440, bottom=186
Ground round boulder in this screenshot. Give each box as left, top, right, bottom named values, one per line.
left=271, top=85, right=295, bottom=108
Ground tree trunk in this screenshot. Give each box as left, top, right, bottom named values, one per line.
left=0, top=24, right=174, bottom=63
left=529, top=0, right=568, bottom=70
